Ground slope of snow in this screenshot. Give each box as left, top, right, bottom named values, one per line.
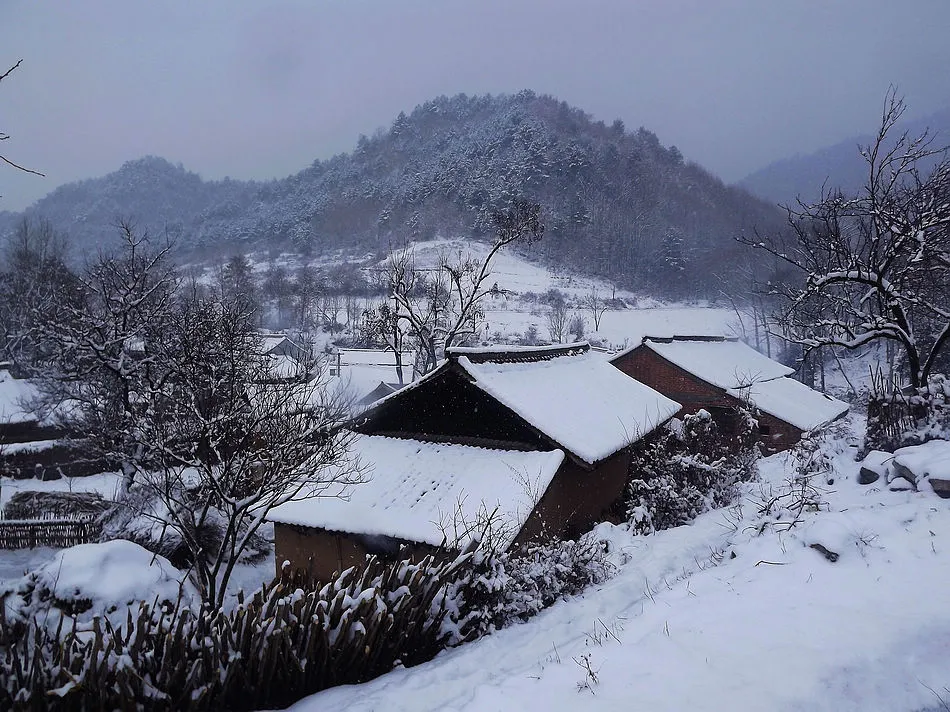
left=292, top=420, right=950, bottom=712
left=267, top=435, right=565, bottom=548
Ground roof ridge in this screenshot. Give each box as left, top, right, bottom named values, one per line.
left=447, top=341, right=590, bottom=364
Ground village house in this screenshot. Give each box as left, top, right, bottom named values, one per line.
left=609, top=336, right=849, bottom=452
left=268, top=342, right=681, bottom=582
left=0, top=364, right=102, bottom=480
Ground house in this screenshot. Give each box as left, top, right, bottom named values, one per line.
left=258, top=333, right=312, bottom=382
left=0, top=365, right=103, bottom=479
left=609, top=336, right=849, bottom=452
left=268, top=342, right=680, bottom=582
left=357, top=381, right=402, bottom=407
left=327, top=348, right=416, bottom=406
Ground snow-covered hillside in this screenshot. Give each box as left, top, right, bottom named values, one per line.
left=294, top=417, right=950, bottom=712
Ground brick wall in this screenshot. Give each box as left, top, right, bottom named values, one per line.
left=514, top=448, right=631, bottom=545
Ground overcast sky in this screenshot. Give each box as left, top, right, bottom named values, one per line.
left=3, top=0, right=950, bottom=211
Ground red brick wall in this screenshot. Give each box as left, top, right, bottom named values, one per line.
left=611, top=347, right=734, bottom=415
left=514, top=449, right=630, bottom=545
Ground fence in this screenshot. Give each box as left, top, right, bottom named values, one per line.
left=0, top=513, right=100, bottom=549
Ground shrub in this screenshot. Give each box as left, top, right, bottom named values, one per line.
left=444, top=534, right=613, bottom=643
left=625, top=409, right=759, bottom=534
left=0, top=551, right=469, bottom=711
left=865, top=374, right=950, bottom=452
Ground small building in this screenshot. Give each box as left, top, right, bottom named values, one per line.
left=357, top=381, right=402, bottom=407
left=0, top=365, right=103, bottom=479
left=268, top=342, right=681, bottom=582
left=258, top=333, right=312, bottom=382
left=610, top=336, right=849, bottom=452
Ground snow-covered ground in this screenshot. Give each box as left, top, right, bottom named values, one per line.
left=292, top=417, right=950, bottom=712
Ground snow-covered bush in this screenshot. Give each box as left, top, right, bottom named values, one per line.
left=444, top=534, right=613, bottom=643
left=1, top=540, right=195, bottom=630
left=625, top=409, right=759, bottom=534
left=0, top=550, right=468, bottom=711
left=866, top=374, right=950, bottom=452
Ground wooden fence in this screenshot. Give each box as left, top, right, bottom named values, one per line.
left=0, top=513, right=100, bottom=549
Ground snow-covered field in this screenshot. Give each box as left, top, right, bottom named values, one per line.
left=293, top=417, right=950, bottom=712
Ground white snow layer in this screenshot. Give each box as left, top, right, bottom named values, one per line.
left=734, top=376, right=850, bottom=431
left=293, top=421, right=950, bottom=712
left=892, top=439, right=950, bottom=480
left=267, top=435, right=565, bottom=548
left=644, top=338, right=794, bottom=389
left=0, top=369, right=41, bottom=424
left=456, top=350, right=681, bottom=464
left=32, top=540, right=192, bottom=611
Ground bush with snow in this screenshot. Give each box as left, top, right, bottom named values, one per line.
left=625, top=409, right=759, bottom=534
left=1, top=540, right=194, bottom=628
left=445, top=533, right=614, bottom=643
left=0, top=550, right=468, bottom=711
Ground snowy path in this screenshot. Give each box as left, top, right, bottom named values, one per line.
left=292, top=434, right=950, bottom=712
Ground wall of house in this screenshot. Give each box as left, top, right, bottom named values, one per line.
left=612, top=347, right=734, bottom=415
left=273, top=523, right=434, bottom=584
left=356, top=368, right=550, bottom=449
left=611, top=347, right=802, bottom=453
left=514, top=448, right=631, bottom=545
left=756, top=412, right=802, bottom=453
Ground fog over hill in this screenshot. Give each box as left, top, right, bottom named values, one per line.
left=0, top=91, right=787, bottom=299
left=740, top=105, right=950, bottom=206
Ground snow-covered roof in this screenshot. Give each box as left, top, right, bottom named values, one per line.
left=266, top=353, right=305, bottom=380
left=260, top=334, right=291, bottom=355
left=0, top=369, right=40, bottom=425
left=640, top=337, right=794, bottom=390
left=267, top=434, right=565, bottom=549
left=450, top=343, right=681, bottom=464
left=734, top=378, right=849, bottom=431
left=612, top=336, right=848, bottom=431
left=335, top=348, right=416, bottom=367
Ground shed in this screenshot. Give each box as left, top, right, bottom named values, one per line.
left=610, top=336, right=849, bottom=451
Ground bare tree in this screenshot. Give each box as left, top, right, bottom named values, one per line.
left=376, top=198, right=543, bottom=375
left=110, top=292, right=358, bottom=610
left=568, top=312, right=587, bottom=342
left=741, top=90, right=950, bottom=389
left=0, top=218, right=75, bottom=364
left=546, top=300, right=568, bottom=343
left=0, top=59, right=44, bottom=180
left=21, top=225, right=360, bottom=609
left=25, top=222, right=180, bottom=491
left=582, top=288, right=608, bottom=331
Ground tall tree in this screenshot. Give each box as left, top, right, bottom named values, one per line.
left=742, top=90, right=950, bottom=389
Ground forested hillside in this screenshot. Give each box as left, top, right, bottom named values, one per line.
left=0, top=91, right=787, bottom=298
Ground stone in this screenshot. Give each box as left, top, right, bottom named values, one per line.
left=929, top=478, right=950, bottom=499
left=857, top=467, right=880, bottom=485
left=891, top=461, right=919, bottom=485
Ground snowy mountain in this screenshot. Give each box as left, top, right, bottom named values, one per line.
left=0, top=91, right=787, bottom=300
